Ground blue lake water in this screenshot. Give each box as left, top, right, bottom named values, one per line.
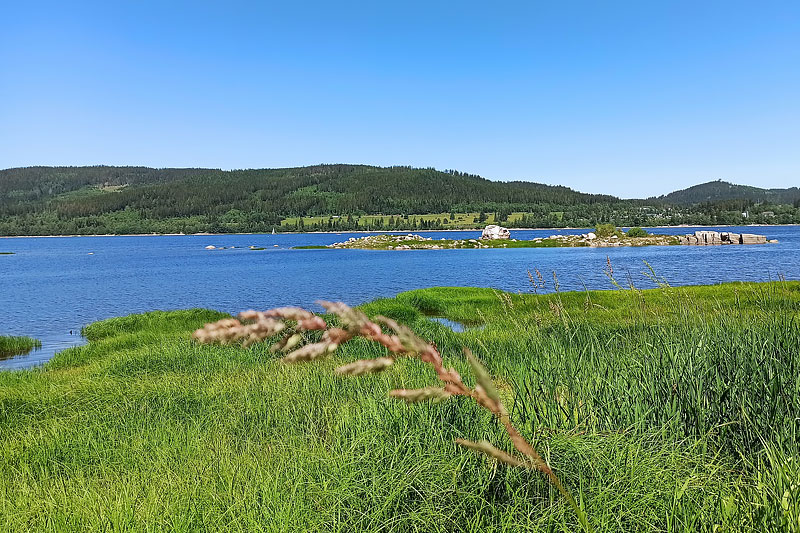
left=1, top=225, right=799, bottom=369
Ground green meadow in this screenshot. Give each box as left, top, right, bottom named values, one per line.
left=1, top=282, right=798, bottom=531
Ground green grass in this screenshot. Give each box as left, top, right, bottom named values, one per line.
left=0, top=283, right=798, bottom=531
left=0, top=336, right=41, bottom=358
left=51, top=184, right=126, bottom=202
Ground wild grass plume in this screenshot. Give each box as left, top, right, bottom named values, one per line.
left=194, top=300, right=594, bottom=530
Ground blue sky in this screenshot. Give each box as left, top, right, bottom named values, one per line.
left=1, top=1, right=798, bottom=197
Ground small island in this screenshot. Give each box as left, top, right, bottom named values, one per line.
left=295, top=225, right=774, bottom=251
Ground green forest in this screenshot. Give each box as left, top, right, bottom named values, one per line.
left=1, top=165, right=798, bottom=235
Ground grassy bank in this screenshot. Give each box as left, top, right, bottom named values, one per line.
left=0, top=283, right=798, bottom=531
left=0, top=335, right=41, bottom=358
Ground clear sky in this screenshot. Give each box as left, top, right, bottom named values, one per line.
left=1, top=1, right=798, bottom=197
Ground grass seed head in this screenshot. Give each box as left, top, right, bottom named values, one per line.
left=463, top=348, right=502, bottom=406
left=455, top=439, right=531, bottom=469
left=265, top=307, right=315, bottom=321
left=297, top=316, right=327, bottom=331
left=375, top=316, right=430, bottom=354
left=318, top=301, right=372, bottom=331
left=278, top=333, right=303, bottom=353
left=389, top=387, right=452, bottom=404
left=334, top=357, right=394, bottom=376
left=281, top=341, right=337, bottom=364
left=322, top=328, right=353, bottom=345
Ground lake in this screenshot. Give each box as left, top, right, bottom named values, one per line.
left=1, top=225, right=798, bottom=369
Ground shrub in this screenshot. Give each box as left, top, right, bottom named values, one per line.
left=594, top=224, right=618, bottom=238
left=626, top=227, right=648, bottom=238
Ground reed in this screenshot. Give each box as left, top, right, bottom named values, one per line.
left=0, top=335, right=40, bottom=358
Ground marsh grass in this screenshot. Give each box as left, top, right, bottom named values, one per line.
left=0, top=335, right=41, bottom=358
left=0, top=282, right=798, bottom=531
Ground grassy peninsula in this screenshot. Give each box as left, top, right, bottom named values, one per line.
left=0, top=336, right=41, bottom=358
left=0, top=282, right=798, bottom=531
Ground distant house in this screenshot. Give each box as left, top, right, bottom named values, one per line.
left=762, top=211, right=775, bottom=217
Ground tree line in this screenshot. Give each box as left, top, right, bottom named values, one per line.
left=1, top=165, right=798, bottom=235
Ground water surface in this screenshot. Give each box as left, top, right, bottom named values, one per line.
left=2, top=226, right=798, bottom=369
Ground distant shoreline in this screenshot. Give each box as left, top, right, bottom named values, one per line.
left=0, top=223, right=796, bottom=239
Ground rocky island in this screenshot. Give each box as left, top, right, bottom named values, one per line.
left=294, top=225, right=775, bottom=251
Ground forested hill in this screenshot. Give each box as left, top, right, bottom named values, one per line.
left=0, top=165, right=617, bottom=213
left=651, top=179, right=800, bottom=206
left=1, top=165, right=798, bottom=235
left=0, top=165, right=628, bottom=235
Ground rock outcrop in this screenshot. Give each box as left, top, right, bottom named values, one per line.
left=741, top=233, right=767, bottom=244
left=480, top=225, right=510, bottom=240
left=677, top=231, right=771, bottom=245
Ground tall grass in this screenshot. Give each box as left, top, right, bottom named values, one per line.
left=0, top=335, right=41, bottom=358
left=0, top=282, right=797, bottom=531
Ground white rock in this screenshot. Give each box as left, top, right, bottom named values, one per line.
left=586, top=232, right=596, bottom=240
left=205, top=245, right=216, bottom=249
left=480, top=225, right=510, bottom=240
